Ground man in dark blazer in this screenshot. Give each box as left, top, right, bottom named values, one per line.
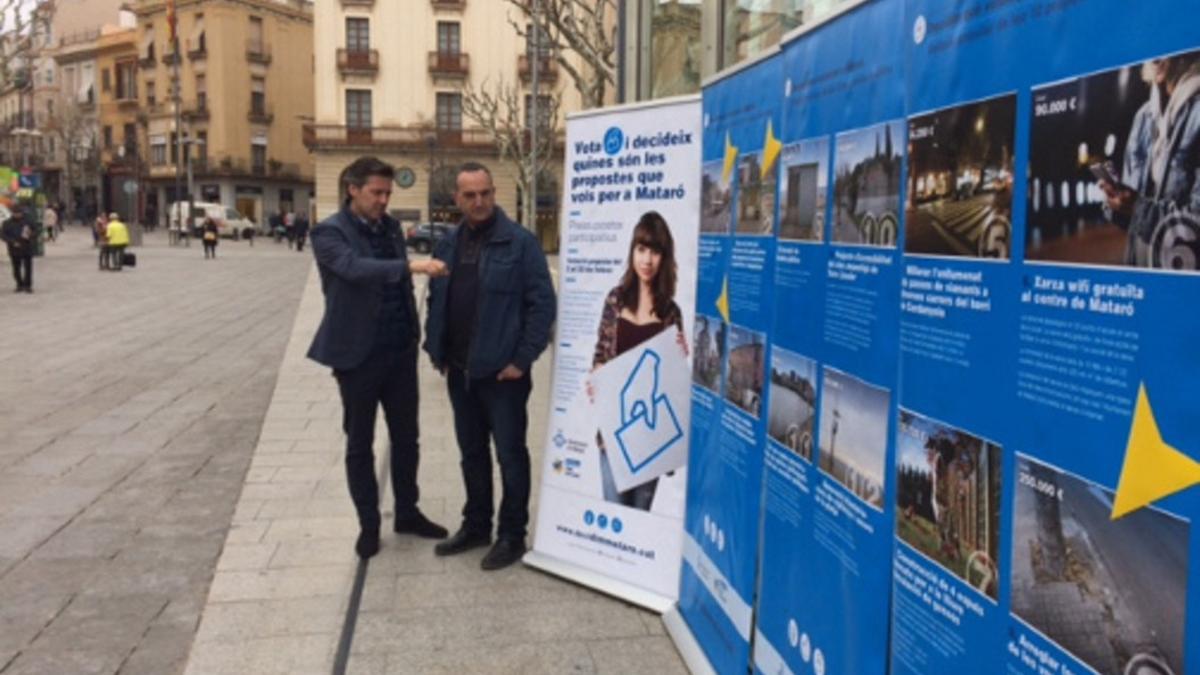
left=308, top=156, right=449, bottom=559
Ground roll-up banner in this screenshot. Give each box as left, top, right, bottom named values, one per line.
left=527, top=95, right=702, bottom=610
left=894, top=1, right=1200, bottom=674
left=752, top=1, right=904, bottom=674
left=666, top=52, right=784, bottom=675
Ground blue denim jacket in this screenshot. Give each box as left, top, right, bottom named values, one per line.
left=423, top=208, right=556, bottom=379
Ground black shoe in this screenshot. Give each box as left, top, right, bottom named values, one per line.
left=393, top=512, right=448, bottom=539
left=433, top=527, right=491, bottom=556
left=355, top=528, right=380, bottom=559
left=480, top=538, right=526, bottom=571
left=23, top=287, right=31, bottom=293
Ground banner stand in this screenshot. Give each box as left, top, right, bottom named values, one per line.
left=522, top=552, right=675, bottom=613
left=663, top=606, right=717, bottom=675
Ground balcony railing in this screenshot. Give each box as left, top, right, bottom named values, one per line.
left=518, top=54, right=558, bottom=84
left=187, top=37, right=207, bottom=60
left=303, top=123, right=496, bottom=150
left=116, top=94, right=140, bottom=109
left=248, top=104, right=274, bottom=125
left=337, top=48, right=379, bottom=75
left=246, top=39, right=272, bottom=65
left=431, top=0, right=466, bottom=9
left=161, top=51, right=180, bottom=66
left=340, top=0, right=374, bottom=6
left=186, top=103, right=210, bottom=121
left=427, top=51, right=468, bottom=77
left=138, top=52, right=156, bottom=69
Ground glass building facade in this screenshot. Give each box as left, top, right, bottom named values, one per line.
left=621, top=0, right=860, bottom=102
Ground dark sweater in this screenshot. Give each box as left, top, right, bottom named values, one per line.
left=445, top=214, right=495, bottom=368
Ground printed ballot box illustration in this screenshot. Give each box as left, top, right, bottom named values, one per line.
left=593, top=329, right=691, bottom=492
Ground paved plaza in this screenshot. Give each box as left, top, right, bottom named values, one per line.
left=0, top=227, right=685, bottom=674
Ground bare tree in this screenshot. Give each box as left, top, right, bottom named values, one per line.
left=0, top=0, right=52, bottom=87
left=461, top=78, right=561, bottom=229
left=504, top=0, right=616, bottom=109
left=55, top=100, right=101, bottom=220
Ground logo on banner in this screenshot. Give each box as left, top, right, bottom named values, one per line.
left=614, top=349, right=684, bottom=474
left=603, top=127, right=624, bottom=155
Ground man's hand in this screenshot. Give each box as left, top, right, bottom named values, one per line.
left=1099, top=179, right=1137, bottom=218
left=497, top=364, right=524, bottom=381
left=411, top=259, right=448, bottom=277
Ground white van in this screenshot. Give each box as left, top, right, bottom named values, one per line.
left=168, top=201, right=259, bottom=239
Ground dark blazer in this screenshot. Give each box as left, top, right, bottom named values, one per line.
left=423, top=207, right=556, bottom=378
left=307, top=206, right=418, bottom=371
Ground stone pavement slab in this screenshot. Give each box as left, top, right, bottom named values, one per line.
left=0, top=228, right=311, bottom=674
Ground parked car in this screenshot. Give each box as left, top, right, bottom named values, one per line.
left=168, top=201, right=259, bottom=239
left=405, top=222, right=454, bottom=254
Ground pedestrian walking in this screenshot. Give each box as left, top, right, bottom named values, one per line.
left=202, top=217, right=219, bottom=259
left=105, top=213, right=130, bottom=271
left=424, top=162, right=557, bottom=571
left=307, top=156, right=451, bottom=559
left=3, top=203, right=34, bottom=292
left=42, top=204, right=58, bottom=242
left=94, top=214, right=110, bottom=269
left=284, top=209, right=296, bottom=249
left=293, top=212, right=309, bottom=252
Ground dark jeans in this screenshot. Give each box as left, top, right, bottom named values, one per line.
left=295, top=234, right=306, bottom=252
left=107, top=244, right=127, bottom=270
left=99, top=244, right=110, bottom=269
left=446, top=367, right=532, bottom=540
left=203, top=241, right=217, bottom=258
left=9, top=253, right=31, bottom=289
left=333, top=344, right=422, bottom=530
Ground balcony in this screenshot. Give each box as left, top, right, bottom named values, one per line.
left=138, top=52, right=156, bottom=69
left=246, top=40, right=272, bottom=65
left=303, top=123, right=495, bottom=151
left=337, top=48, right=379, bottom=76
left=116, top=95, right=139, bottom=110
left=431, top=0, right=466, bottom=9
left=186, top=103, right=210, bottom=122
left=340, top=0, right=374, bottom=6
left=248, top=104, right=274, bottom=125
left=427, top=51, right=468, bottom=78
left=518, top=54, right=558, bottom=84
left=187, top=37, right=207, bottom=60
left=161, top=51, right=180, bottom=66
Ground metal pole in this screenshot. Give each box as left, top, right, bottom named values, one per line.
left=173, top=34, right=183, bottom=238
left=528, top=0, right=540, bottom=232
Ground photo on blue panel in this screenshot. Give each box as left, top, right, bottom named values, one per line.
left=1026, top=46, right=1200, bottom=272
left=1010, top=454, right=1188, bottom=675
left=895, top=409, right=1001, bottom=600
left=723, top=323, right=765, bottom=418
left=778, top=137, right=828, bottom=242
left=692, top=313, right=725, bottom=393
left=736, top=152, right=777, bottom=235
left=701, top=159, right=733, bottom=234
left=833, top=121, right=904, bottom=247
left=767, top=347, right=817, bottom=461
left=816, top=367, right=888, bottom=509
left=905, top=94, right=1016, bottom=259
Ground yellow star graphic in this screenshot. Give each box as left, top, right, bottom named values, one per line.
left=715, top=276, right=730, bottom=326
left=761, top=120, right=782, bottom=181
left=721, top=131, right=739, bottom=187
left=1110, top=383, right=1200, bottom=519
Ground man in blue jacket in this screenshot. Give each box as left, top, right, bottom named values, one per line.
left=308, top=157, right=449, bottom=559
left=425, top=162, right=556, bottom=570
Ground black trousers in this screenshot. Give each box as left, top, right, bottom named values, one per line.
left=203, top=241, right=217, bottom=258
left=334, top=344, right=422, bottom=530
left=446, top=367, right=533, bottom=540
left=9, top=253, right=31, bottom=289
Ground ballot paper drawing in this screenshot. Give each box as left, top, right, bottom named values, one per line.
left=615, top=349, right=684, bottom=473
left=594, top=329, right=692, bottom=493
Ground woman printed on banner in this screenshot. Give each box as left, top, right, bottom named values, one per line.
left=1100, top=52, right=1200, bottom=268
left=589, top=211, right=689, bottom=511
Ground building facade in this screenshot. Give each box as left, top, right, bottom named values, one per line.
left=135, top=0, right=314, bottom=229
left=307, top=0, right=585, bottom=251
